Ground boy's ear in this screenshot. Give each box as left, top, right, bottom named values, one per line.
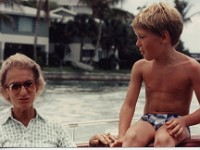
left=161, top=31, right=171, bottom=44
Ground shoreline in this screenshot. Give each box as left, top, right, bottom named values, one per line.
left=42, top=71, right=130, bottom=81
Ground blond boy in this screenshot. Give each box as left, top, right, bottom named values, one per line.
left=110, top=2, right=200, bottom=147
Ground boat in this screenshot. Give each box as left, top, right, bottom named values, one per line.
left=62, top=119, right=200, bottom=147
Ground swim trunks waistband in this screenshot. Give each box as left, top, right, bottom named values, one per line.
left=141, top=114, right=180, bottom=130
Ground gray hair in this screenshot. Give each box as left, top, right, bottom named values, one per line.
left=0, top=53, right=46, bottom=102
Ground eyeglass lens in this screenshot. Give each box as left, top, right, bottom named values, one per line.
left=7, top=80, right=35, bottom=93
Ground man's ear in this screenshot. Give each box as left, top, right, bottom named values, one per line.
left=1, top=88, right=10, bottom=100
left=35, top=84, right=40, bottom=93
left=161, top=31, right=171, bottom=44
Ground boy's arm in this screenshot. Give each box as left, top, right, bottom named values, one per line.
left=166, top=59, right=200, bottom=138
left=184, top=60, right=200, bottom=126
left=117, top=60, right=143, bottom=141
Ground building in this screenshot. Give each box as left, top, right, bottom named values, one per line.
left=50, top=4, right=100, bottom=66
left=0, top=3, right=61, bottom=65
left=50, top=0, right=92, bottom=14
left=0, top=1, right=100, bottom=69
left=191, top=53, right=200, bottom=63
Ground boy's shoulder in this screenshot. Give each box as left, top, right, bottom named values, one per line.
left=178, top=52, right=199, bottom=66
left=132, top=59, right=153, bottom=73
left=134, top=59, right=153, bottom=66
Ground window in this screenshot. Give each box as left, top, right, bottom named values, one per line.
left=17, top=17, right=33, bottom=32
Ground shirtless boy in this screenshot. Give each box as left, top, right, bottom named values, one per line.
left=108, top=2, right=200, bottom=147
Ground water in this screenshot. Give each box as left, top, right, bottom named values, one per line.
left=0, top=80, right=199, bottom=143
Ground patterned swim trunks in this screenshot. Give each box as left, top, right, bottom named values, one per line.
left=141, top=114, right=180, bottom=130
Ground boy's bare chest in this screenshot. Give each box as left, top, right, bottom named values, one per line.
left=143, top=66, right=190, bottom=92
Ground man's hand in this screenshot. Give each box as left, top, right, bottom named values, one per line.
left=89, top=133, right=118, bottom=147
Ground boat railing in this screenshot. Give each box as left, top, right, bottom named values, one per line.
left=62, top=118, right=120, bottom=143
left=62, top=118, right=200, bottom=147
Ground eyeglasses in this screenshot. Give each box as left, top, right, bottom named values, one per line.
left=6, top=80, right=36, bottom=94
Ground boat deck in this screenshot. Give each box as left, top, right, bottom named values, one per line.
left=63, top=119, right=200, bottom=147
left=76, top=134, right=200, bottom=147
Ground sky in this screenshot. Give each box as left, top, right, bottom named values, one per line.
left=118, top=0, right=200, bottom=53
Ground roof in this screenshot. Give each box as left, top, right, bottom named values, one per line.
left=50, top=7, right=76, bottom=16
left=0, top=3, right=61, bottom=19
left=50, top=0, right=80, bottom=6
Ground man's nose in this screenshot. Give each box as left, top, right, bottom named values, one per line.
left=19, top=85, right=28, bottom=94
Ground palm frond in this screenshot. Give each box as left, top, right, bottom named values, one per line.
left=0, top=12, right=15, bottom=28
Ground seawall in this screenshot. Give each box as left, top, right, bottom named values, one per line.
left=43, top=71, right=130, bottom=81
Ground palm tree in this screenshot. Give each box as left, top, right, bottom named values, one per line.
left=34, top=0, right=50, bottom=62
left=65, top=14, right=98, bottom=62
left=99, top=18, right=127, bottom=69
left=0, top=12, right=15, bottom=28
left=174, top=0, right=200, bottom=24
left=174, top=0, right=200, bottom=54
left=101, top=18, right=128, bottom=57
left=78, top=0, right=127, bottom=63
left=0, top=0, right=21, bottom=28
left=0, top=0, right=50, bottom=63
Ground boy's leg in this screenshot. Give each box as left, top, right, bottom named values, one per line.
left=154, top=124, right=190, bottom=147
left=122, top=120, right=155, bottom=147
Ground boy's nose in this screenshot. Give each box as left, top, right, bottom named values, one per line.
left=136, top=40, right=140, bottom=47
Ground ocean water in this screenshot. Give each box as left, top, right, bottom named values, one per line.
left=0, top=80, right=199, bottom=143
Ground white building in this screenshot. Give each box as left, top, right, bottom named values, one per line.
left=0, top=3, right=61, bottom=64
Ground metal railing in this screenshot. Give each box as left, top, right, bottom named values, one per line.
left=63, top=118, right=119, bottom=142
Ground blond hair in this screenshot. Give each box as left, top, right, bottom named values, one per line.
left=0, top=53, right=46, bottom=102
left=132, top=2, right=183, bottom=46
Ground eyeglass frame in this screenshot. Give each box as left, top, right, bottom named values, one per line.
left=6, top=80, right=37, bottom=94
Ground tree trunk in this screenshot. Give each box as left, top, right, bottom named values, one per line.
left=80, top=37, right=84, bottom=62
left=93, top=19, right=103, bottom=62
left=33, top=0, right=41, bottom=62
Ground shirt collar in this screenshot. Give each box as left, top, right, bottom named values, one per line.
left=0, top=107, right=47, bottom=126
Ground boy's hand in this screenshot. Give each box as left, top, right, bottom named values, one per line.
left=110, top=136, right=124, bottom=147
left=165, top=118, right=187, bottom=139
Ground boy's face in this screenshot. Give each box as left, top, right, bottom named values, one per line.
left=134, top=28, right=164, bottom=61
